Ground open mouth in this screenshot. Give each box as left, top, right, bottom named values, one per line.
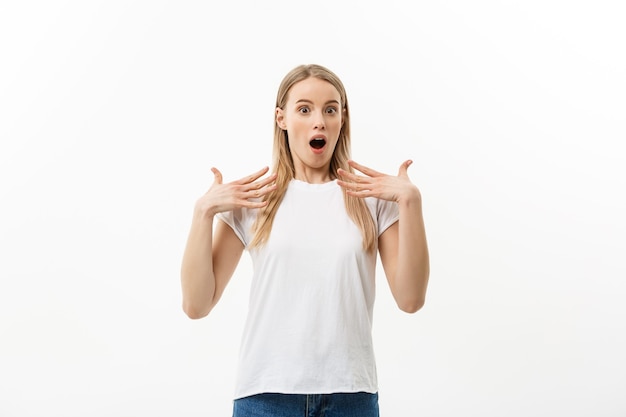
left=309, top=138, right=326, bottom=149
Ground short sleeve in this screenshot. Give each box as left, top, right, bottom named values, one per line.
left=375, top=199, right=399, bottom=236
left=216, top=208, right=256, bottom=247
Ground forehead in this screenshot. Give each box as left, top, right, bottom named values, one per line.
left=286, top=77, right=341, bottom=104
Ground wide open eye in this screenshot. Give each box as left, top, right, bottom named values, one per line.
left=298, top=106, right=310, bottom=114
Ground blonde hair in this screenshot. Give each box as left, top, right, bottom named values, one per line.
left=249, top=64, right=377, bottom=252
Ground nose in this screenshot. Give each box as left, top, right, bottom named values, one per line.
left=312, top=110, right=325, bottom=130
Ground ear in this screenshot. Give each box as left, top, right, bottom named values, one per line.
left=276, top=107, right=287, bottom=130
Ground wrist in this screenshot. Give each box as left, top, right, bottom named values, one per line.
left=194, top=202, right=217, bottom=221
left=397, top=186, right=422, bottom=207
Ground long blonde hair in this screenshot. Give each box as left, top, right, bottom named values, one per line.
left=249, top=64, right=377, bottom=252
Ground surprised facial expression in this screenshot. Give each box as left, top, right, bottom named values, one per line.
left=276, top=77, right=344, bottom=176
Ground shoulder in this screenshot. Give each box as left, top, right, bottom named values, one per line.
left=365, top=197, right=399, bottom=218
left=364, top=197, right=399, bottom=236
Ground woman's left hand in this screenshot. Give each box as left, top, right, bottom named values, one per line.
left=337, top=159, right=421, bottom=204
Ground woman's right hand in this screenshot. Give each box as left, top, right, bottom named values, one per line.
left=194, top=166, right=277, bottom=218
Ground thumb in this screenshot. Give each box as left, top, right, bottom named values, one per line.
left=211, top=167, right=223, bottom=185
left=398, top=159, right=412, bottom=177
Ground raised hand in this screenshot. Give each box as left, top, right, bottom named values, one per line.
left=337, top=160, right=421, bottom=204
left=195, top=166, right=277, bottom=217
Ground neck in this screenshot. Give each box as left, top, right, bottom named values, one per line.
left=294, top=169, right=334, bottom=184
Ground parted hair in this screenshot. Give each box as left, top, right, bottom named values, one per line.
left=249, top=64, right=377, bottom=252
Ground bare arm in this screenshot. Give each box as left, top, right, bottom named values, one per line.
left=180, top=167, right=276, bottom=319
left=180, top=212, right=244, bottom=319
left=378, top=192, right=429, bottom=313
left=338, top=159, right=430, bottom=313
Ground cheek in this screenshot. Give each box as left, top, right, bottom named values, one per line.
left=288, top=119, right=309, bottom=136
left=330, top=118, right=343, bottom=132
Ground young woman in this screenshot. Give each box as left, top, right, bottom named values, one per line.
left=181, top=64, right=429, bottom=416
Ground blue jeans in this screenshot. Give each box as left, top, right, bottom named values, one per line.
left=232, top=392, right=379, bottom=417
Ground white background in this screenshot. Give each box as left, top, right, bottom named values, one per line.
left=1, top=1, right=625, bottom=416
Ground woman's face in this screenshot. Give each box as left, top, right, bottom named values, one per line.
left=276, top=77, right=343, bottom=180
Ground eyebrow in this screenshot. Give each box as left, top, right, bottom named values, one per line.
left=295, top=99, right=341, bottom=105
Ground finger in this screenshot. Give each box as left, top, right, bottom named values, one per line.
left=246, top=172, right=277, bottom=191
left=337, top=179, right=371, bottom=193
left=348, top=160, right=383, bottom=177
left=247, top=187, right=264, bottom=199
left=237, top=198, right=269, bottom=209
left=244, top=182, right=278, bottom=200
left=398, top=159, right=413, bottom=177
left=255, top=173, right=277, bottom=188
left=341, top=186, right=375, bottom=199
left=336, top=168, right=361, bottom=182
left=338, top=167, right=375, bottom=185
left=211, top=167, right=223, bottom=185
left=233, top=166, right=270, bottom=185
left=336, top=179, right=353, bottom=191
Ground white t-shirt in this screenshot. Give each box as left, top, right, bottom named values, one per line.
left=218, top=179, right=399, bottom=399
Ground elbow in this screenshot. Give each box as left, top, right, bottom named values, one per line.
left=398, top=297, right=425, bottom=314
left=182, top=302, right=210, bottom=320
